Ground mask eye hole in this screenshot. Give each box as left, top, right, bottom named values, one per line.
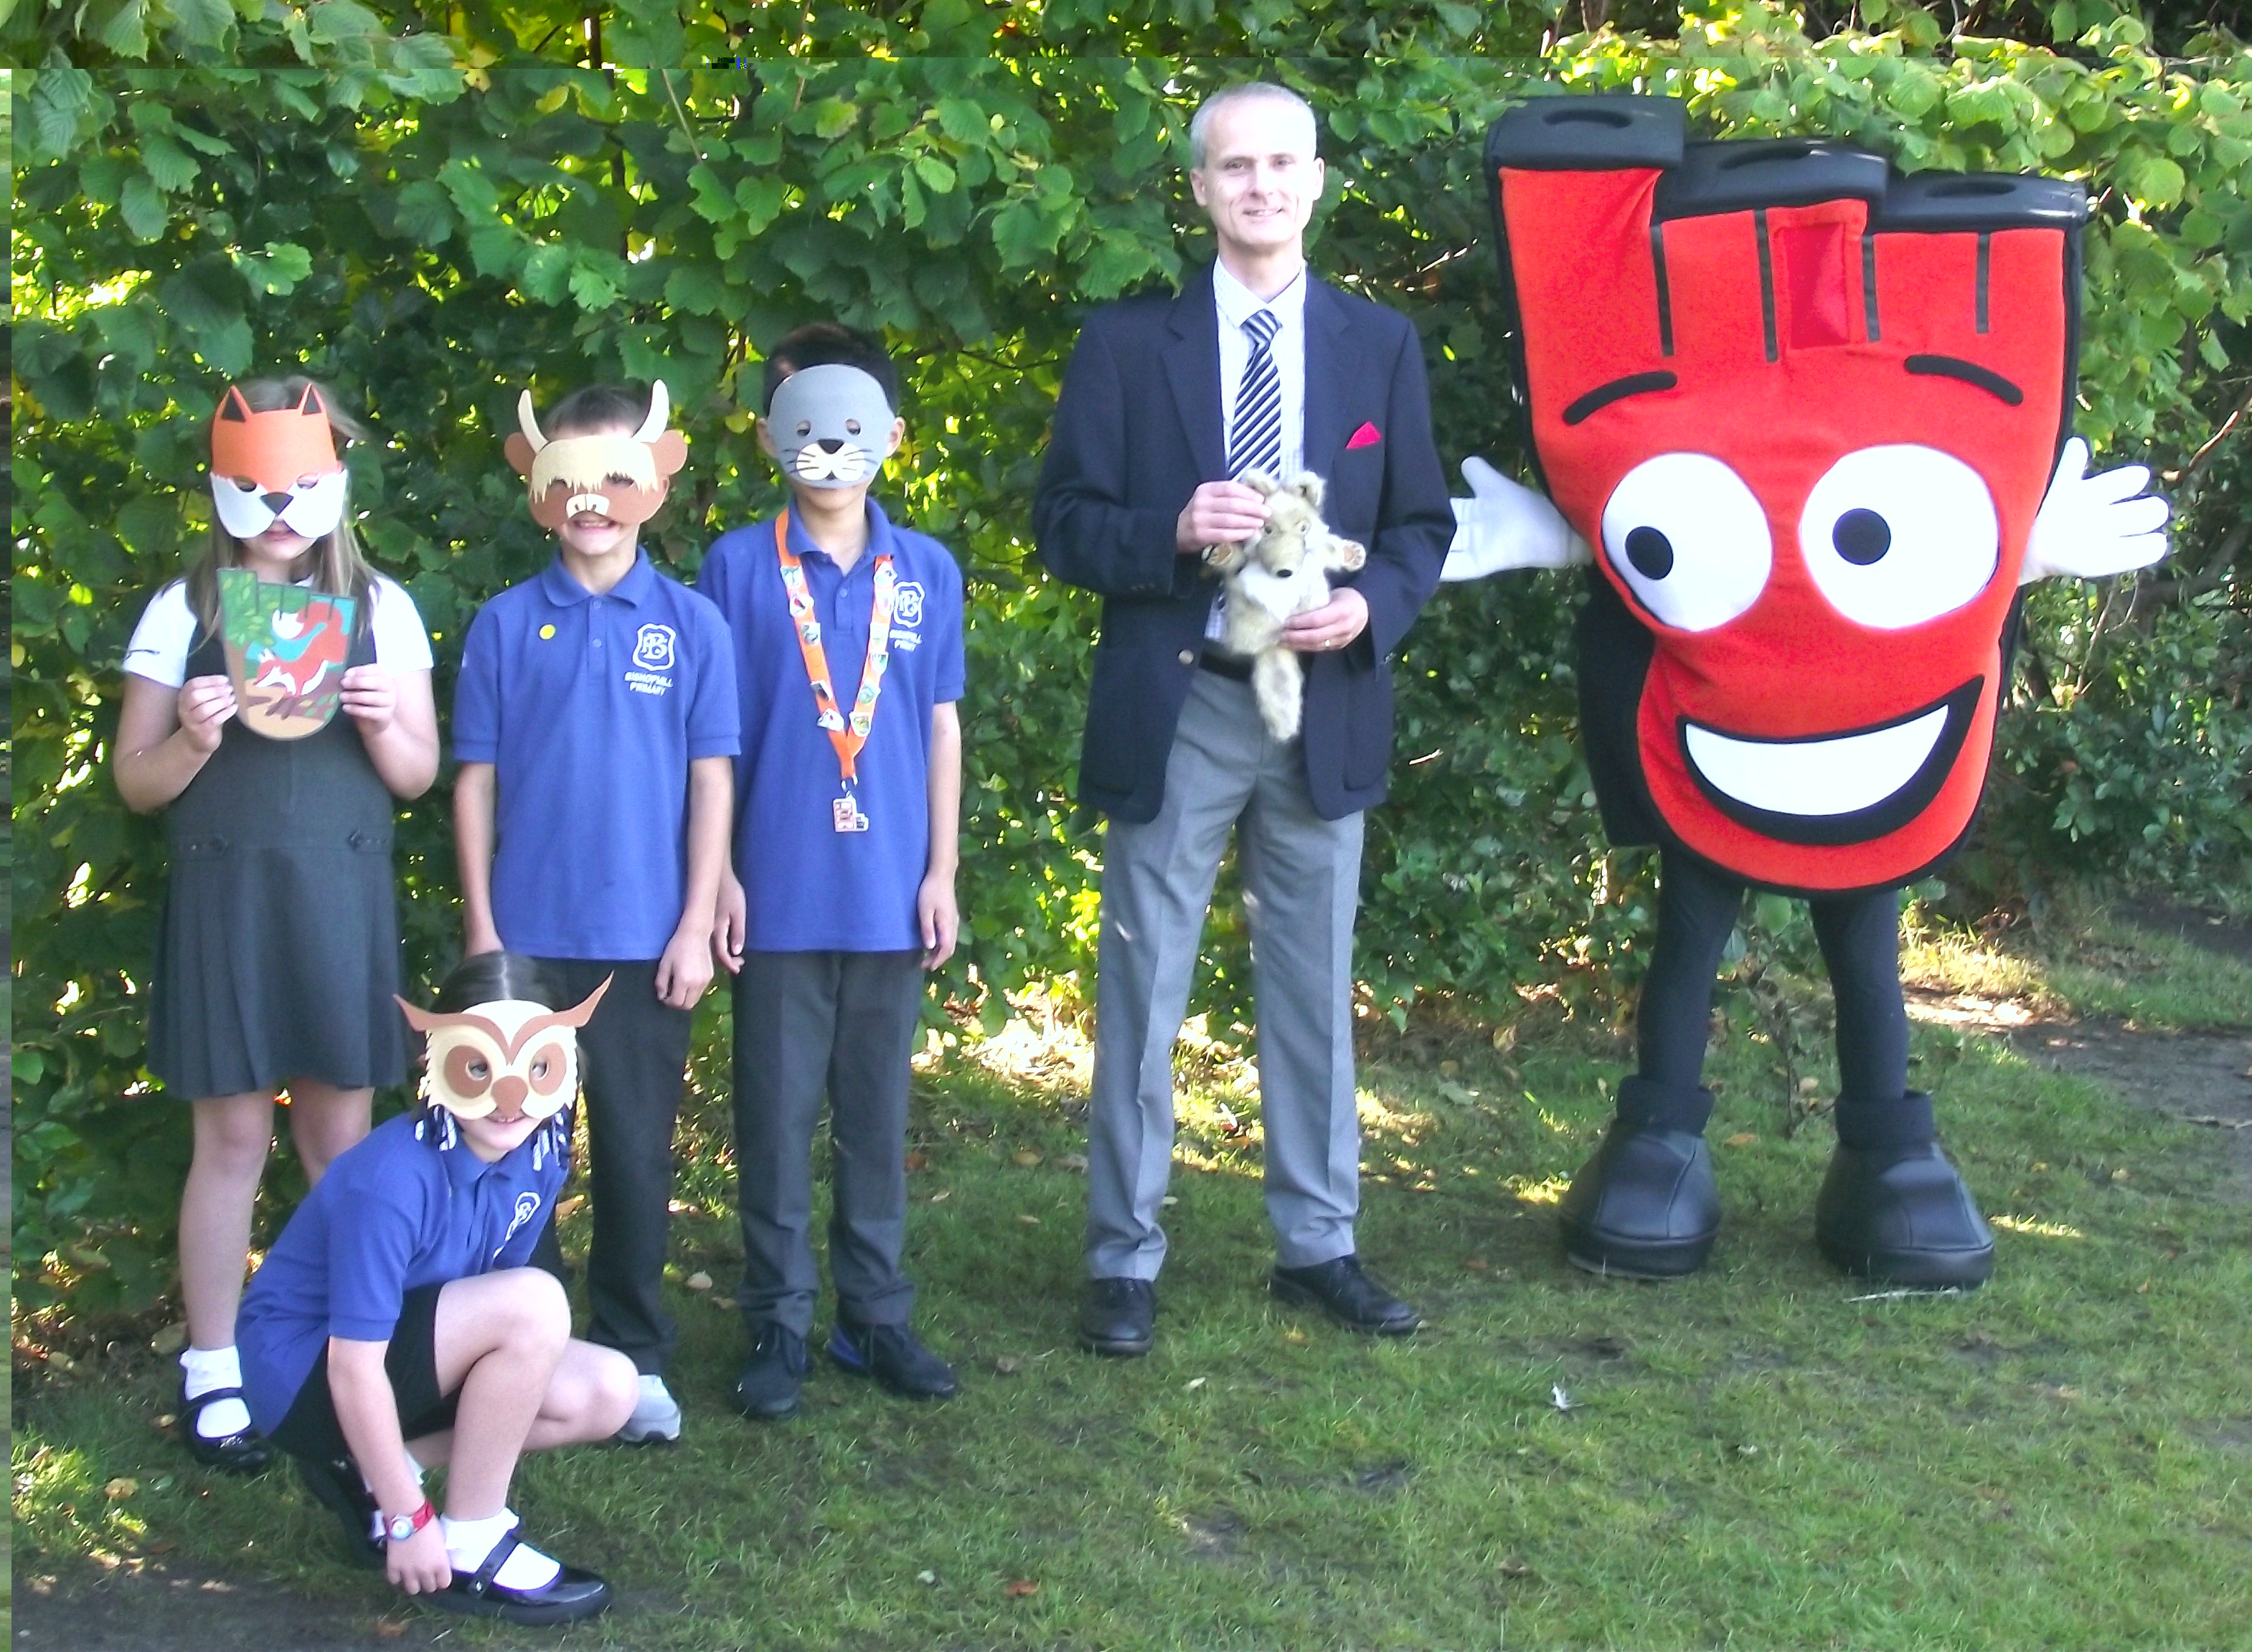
left=293, top=473, right=322, bottom=490
left=1798, top=445, right=1999, bottom=629
left=526, top=1041, right=571, bottom=1095
left=844, top=418, right=862, bottom=436
left=606, top=473, right=636, bottom=488
left=1598, top=453, right=1773, bottom=633
left=466, top=1057, right=489, bottom=1080
left=230, top=477, right=260, bottom=493
left=794, top=420, right=812, bottom=438
left=443, top=1045, right=495, bottom=1100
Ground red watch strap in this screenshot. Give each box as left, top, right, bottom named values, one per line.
left=387, top=1498, right=435, bottom=1539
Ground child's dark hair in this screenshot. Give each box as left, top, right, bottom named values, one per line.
left=433, top=950, right=560, bottom=1013
left=542, top=382, right=660, bottom=438
left=762, top=323, right=900, bottom=413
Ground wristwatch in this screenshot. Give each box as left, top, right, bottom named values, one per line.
left=385, top=1498, right=436, bottom=1544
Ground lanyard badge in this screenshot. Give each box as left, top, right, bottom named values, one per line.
left=775, top=512, right=895, bottom=832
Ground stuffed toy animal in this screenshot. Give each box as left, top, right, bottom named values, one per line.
left=1205, top=468, right=1367, bottom=740
left=1443, top=94, right=2167, bottom=1289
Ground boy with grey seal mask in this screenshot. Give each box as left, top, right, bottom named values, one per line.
left=763, top=362, right=904, bottom=489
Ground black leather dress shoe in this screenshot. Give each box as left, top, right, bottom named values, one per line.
left=732, top=1321, right=808, bottom=1420
left=1558, top=1078, right=1721, bottom=1278
left=1269, top=1255, right=1421, bottom=1335
left=293, top=1453, right=383, bottom=1569
left=1816, top=1140, right=1994, bottom=1288
left=829, top=1318, right=958, bottom=1400
left=433, top=1528, right=611, bottom=1626
left=1079, top=1277, right=1156, bottom=1356
left=176, top=1383, right=271, bottom=1475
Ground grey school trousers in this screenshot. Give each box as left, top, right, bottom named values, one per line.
left=1085, top=669, right=1365, bottom=1280
left=731, top=949, right=923, bottom=1336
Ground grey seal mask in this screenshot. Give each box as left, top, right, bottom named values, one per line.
left=767, top=364, right=897, bottom=489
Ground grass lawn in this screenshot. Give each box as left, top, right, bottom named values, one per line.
left=14, top=910, right=2252, bottom=1649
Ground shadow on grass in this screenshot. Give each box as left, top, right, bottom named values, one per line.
left=14, top=912, right=2252, bottom=1651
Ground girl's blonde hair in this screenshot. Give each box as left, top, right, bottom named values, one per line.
left=187, top=375, right=378, bottom=636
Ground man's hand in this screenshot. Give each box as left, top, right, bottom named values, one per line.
left=918, top=869, right=959, bottom=970
left=385, top=1519, right=453, bottom=1595
left=339, top=664, right=398, bottom=733
left=656, top=922, right=715, bottom=1010
left=1281, top=587, right=1370, bottom=653
left=176, top=676, right=237, bottom=753
left=1176, top=480, right=1269, bottom=553
left=710, top=868, right=747, bottom=977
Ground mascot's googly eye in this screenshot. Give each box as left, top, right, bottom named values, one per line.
left=1798, top=445, right=1999, bottom=630
left=1600, top=453, right=1773, bottom=633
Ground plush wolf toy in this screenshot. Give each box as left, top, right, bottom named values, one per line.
left=1205, top=468, right=1367, bottom=741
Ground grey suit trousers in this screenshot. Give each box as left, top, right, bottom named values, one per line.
left=1085, top=669, right=1365, bottom=1280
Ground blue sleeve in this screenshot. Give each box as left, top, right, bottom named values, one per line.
left=933, top=550, right=965, bottom=704
left=451, top=603, right=504, bottom=764
left=494, top=1142, right=568, bottom=1270
left=686, top=598, right=740, bottom=760
left=324, top=1164, right=429, bottom=1343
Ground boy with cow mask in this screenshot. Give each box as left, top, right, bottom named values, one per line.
left=453, top=380, right=740, bottom=1445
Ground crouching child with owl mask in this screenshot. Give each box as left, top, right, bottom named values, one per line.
left=234, top=953, right=636, bottom=1626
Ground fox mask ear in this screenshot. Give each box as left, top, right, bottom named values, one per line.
left=219, top=386, right=255, bottom=423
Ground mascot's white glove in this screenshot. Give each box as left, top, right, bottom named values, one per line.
left=2021, top=437, right=2170, bottom=585
left=1441, top=456, right=1590, bottom=581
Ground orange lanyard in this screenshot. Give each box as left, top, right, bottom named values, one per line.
left=774, top=511, right=896, bottom=788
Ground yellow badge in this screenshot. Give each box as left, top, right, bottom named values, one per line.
left=539, top=623, right=556, bottom=640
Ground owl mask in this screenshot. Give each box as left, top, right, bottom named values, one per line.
left=209, top=382, right=348, bottom=541
left=504, top=382, right=688, bottom=531
left=394, top=976, right=611, bottom=1122
left=765, top=364, right=897, bottom=489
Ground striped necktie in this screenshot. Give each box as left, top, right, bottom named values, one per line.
left=1228, top=308, right=1283, bottom=480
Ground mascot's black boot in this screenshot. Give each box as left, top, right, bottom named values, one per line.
left=1815, top=1093, right=1994, bottom=1289
left=1558, top=1078, right=1720, bottom=1278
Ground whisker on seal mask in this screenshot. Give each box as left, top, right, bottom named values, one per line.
left=767, top=364, right=897, bottom=489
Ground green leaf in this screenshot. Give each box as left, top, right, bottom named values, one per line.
left=567, top=255, right=621, bottom=311
left=392, top=179, right=455, bottom=245
left=664, top=262, right=730, bottom=316
left=466, top=221, right=523, bottom=278
left=29, top=51, right=97, bottom=160
left=305, top=0, right=381, bottom=44
left=166, top=0, right=237, bottom=49
left=913, top=154, right=957, bottom=194
left=735, top=174, right=789, bottom=235
left=2126, top=154, right=2186, bottom=209
left=118, top=173, right=169, bottom=242
left=687, top=163, right=737, bottom=224
left=99, top=0, right=152, bottom=60
left=1883, top=68, right=1942, bottom=121
left=236, top=240, right=313, bottom=296
left=935, top=97, right=988, bottom=145
left=808, top=97, right=859, bottom=141
left=193, top=315, right=253, bottom=377
left=519, top=242, right=573, bottom=303
left=138, top=132, right=199, bottom=192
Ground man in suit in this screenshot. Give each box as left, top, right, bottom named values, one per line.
left=1034, top=82, right=1454, bottom=1356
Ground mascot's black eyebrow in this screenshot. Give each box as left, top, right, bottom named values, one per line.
left=1563, top=370, right=1679, bottom=426
left=1904, top=354, right=2025, bottom=406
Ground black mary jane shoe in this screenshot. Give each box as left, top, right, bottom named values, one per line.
left=1816, top=1138, right=1994, bottom=1290
left=434, top=1526, right=612, bottom=1627
left=1557, top=1079, right=1722, bottom=1280
left=293, top=1453, right=384, bottom=1569
left=176, top=1383, right=273, bottom=1475
left=1269, top=1255, right=1422, bottom=1336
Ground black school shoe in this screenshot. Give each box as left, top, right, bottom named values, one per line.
left=732, top=1321, right=809, bottom=1420
left=1078, top=1277, right=1156, bottom=1357
left=1557, top=1078, right=1721, bottom=1279
left=1816, top=1138, right=1995, bottom=1289
left=828, top=1317, right=958, bottom=1400
left=176, top=1383, right=272, bottom=1475
left=433, top=1526, right=611, bottom=1627
left=293, top=1453, right=384, bottom=1569
left=1269, top=1255, right=1421, bottom=1335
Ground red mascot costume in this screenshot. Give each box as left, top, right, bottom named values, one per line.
left=1443, top=94, right=2169, bottom=1287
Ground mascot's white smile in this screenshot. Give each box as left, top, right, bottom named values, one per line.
left=1678, top=682, right=1985, bottom=822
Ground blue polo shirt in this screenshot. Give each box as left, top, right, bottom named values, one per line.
left=235, top=1110, right=568, bottom=1433
left=453, top=551, right=739, bottom=960
left=698, top=500, right=964, bottom=953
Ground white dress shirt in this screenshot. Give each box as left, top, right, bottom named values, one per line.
left=1212, top=260, right=1308, bottom=480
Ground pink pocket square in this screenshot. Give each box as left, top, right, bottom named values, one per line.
left=1347, top=422, right=1382, bottom=450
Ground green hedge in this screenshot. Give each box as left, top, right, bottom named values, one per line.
left=11, top=1, right=2249, bottom=1321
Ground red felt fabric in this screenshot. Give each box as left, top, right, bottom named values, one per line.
left=1499, top=164, right=2070, bottom=892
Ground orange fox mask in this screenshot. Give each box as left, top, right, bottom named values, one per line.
left=208, top=383, right=348, bottom=541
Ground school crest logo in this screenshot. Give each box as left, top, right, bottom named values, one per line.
left=503, top=1191, right=542, bottom=1247
left=890, top=582, right=925, bottom=631
left=632, top=623, right=677, bottom=671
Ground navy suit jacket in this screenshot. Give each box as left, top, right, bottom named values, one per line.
left=1033, top=263, right=1454, bottom=823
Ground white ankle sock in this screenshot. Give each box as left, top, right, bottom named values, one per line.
left=179, top=1346, right=250, bottom=1440
left=442, top=1509, right=560, bottom=1590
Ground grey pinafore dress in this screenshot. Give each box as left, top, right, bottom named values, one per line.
left=144, top=615, right=408, bottom=1097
